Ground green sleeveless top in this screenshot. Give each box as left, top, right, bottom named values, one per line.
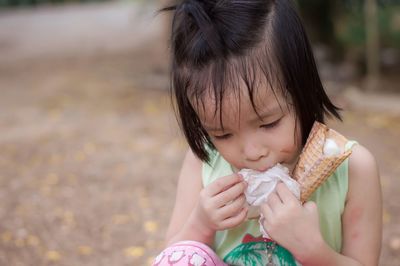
left=202, top=141, right=357, bottom=266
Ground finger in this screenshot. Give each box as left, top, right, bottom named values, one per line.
left=275, top=182, right=298, bottom=204
left=304, top=201, right=318, bottom=213
left=207, top=174, right=243, bottom=197
left=214, top=181, right=247, bottom=207
left=218, top=194, right=247, bottom=219
left=260, top=202, right=274, bottom=219
left=267, top=192, right=282, bottom=211
left=220, top=207, right=248, bottom=229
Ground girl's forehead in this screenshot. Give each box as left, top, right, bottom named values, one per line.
left=196, top=86, right=285, bottom=125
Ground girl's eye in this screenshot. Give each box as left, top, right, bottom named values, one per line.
left=213, top=133, right=232, bottom=140
left=260, top=118, right=281, bottom=129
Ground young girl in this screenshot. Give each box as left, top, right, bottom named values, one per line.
left=154, top=0, right=382, bottom=265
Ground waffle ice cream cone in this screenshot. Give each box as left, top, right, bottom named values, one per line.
left=293, top=122, right=352, bottom=203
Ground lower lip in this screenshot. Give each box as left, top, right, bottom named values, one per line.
left=256, top=166, right=272, bottom=172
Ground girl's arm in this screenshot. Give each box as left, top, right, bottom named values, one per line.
left=300, top=144, right=382, bottom=266
left=165, top=149, right=214, bottom=246
left=340, top=144, right=382, bottom=264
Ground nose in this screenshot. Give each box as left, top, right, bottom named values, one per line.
left=242, top=137, right=268, bottom=162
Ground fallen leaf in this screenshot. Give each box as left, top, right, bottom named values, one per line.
left=49, top=154, right=62, bottom=165
left=383, top=209, right=391, bottom=224
left=46, top=250, right=61, bottom=262
left=78, top=245, right=93, bottom=255
left=112, top=214, right=130, bottom=225
left=114, top=164, right=128, bottom=176
left=84, top=142, right=96, bottom=155
left=143, top=101, right=159, bottom=115
left=27, top=235, right=40, bottom=246
left=15, top=238, right=25, bottom=247
left=144, top=221, right=158, bottom=234
left=147, top=257, right=155, bottom=265
left=138, top=197, right=150, bottom=208
left=124, top=246, right=145, bottom=258
left=45, top=173, right=59, bottom=186
left=365, top=114, right=391, bottom=129
left=48, top=109, right=61, bottom=121
left=40, top=185, right=52, bottom=196
left=63, top=211, right=76, bottom=228
left=145, top=239, right=157, bottom=249
left=74, top=151, right=86, bottom=162
left=1, top=231, right=12, bottom=244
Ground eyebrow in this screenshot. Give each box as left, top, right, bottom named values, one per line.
left=249, top=106, right=282, bottom=123
left=203, top=106, right=282, bottom=132
left=203, top=125, right=226, bottom=132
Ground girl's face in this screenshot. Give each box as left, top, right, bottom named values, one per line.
left=197, top=86, right=302, bottom=173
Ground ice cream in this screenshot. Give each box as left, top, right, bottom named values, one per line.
left=323, top=138, right=341, bottom=156
left=293, top=122, right=352, bottom=202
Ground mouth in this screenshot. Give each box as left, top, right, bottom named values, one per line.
left=255, top=164, right=275, bottom=172
left=235, top=162, right=280, bottom=173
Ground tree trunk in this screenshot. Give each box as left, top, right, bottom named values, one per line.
left=364, top=0, right=380, bottom=91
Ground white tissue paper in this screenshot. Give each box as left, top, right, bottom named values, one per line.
left=239, top=163, right=301, bottom=239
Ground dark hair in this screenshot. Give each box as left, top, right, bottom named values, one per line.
left=161, top=0, right=341, bottom=162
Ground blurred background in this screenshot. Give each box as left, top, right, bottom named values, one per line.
left=0, top=0, right=399, bottom=265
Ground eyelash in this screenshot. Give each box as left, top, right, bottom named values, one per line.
left=260, top=118, right=281, bottom=129
left=212, top=118, right=282, bottom=140
left=213, top=133, right=232, bottom=140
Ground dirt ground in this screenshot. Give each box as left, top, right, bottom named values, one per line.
left=0, top=2, right=399, bottom=266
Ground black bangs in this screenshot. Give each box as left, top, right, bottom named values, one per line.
left=184, top=43, right=285, bottom=130
left=161, top=0, right=341, bottom=162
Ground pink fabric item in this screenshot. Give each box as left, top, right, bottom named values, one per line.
left=153, top=241, right=227, bottom=266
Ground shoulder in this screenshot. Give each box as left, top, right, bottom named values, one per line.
left=347, top=144, right=380, bottom=199
left=177, top=149, right=203, bottom=191
left=346, top=143, right=380, bottom=202
left=181, top=149, right=203, bottom=173
left=348, top=144, right=377, bottom=170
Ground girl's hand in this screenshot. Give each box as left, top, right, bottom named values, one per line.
left=193, top=174, right=248, bottom=234
left=260, top=182, right=324, bottom=261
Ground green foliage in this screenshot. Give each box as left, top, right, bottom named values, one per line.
left=379, top=6, right=400, bottom=47
left=337, top=4, right=400, bottom=48
left=297, top=0, right=400, bottom=49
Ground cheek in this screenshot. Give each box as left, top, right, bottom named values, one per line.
left=213, top=142, right=236, bottom=160
left=278, top=118, right=302, bottom=156
left=278, top=138, right=299, bottom=158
